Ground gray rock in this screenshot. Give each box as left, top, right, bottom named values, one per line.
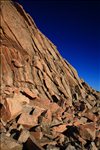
left=65, top=144, right=76, bottom=150
left=46, top=145, right=60, bottom=150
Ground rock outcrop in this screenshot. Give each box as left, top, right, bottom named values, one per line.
left=0, top=1, right=100, bottom=150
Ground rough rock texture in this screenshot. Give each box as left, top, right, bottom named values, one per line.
left=0, top=1, right=100, bottom=150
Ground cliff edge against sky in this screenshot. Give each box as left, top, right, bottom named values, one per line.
left=0, top=1, right=100, bottom=150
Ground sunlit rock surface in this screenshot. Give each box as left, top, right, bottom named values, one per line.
left=0, top=1, right=100, bottom=150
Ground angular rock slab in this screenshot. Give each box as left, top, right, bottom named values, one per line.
left=0, top=134, right=23, bottom=150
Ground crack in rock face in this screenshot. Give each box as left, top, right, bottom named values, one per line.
left=0, top=1, right=100, bottom=150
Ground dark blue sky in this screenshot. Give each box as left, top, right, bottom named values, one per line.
left=16, top=0, right=100, bottom=91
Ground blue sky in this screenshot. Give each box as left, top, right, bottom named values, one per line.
left=16, top=0, right=100, bottom=91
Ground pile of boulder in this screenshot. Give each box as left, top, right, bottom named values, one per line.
left=0, top=87, right=100, bottom=150
left=0, top=1, right=100, bottom=150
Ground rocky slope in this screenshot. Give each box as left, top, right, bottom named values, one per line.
left=0, top=1, right=100, bottom=150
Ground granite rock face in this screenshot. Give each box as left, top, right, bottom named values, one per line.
left=0, top=1, right=100, bottom=150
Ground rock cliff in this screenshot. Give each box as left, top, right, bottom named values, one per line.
left=0, top=1, right=100, bottom=150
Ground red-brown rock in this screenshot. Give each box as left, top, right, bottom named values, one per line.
left=20, top=87, right=38, bottom=99
left=31, top=131, right=43, bottom=141
left=18, top=130, right=30, bottom=143
left=78, top=123, right=96, bottom=140
left=1, top=93, right=29, bottom=122
left=83, top=110, right=97, bottom=122
left=18, top=113, right=38, bottom=129
left=0, top=0, right=100, bottom=150
left=51, top=124, right=67, bottom=133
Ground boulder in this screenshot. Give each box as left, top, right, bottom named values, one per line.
left=31, top=131, right=43, bottom=140
left=0, top=0, right=100, bottom=150
left=17, top=113, right=38, bottom=129
left=18, top=130, right=30, bottom=143
left=51, top=124, right=67, bottom=133
left=0, top=133, right=23, bottom=150
left=83, top=110, right=97, bottom=122
left=78, top=123, right=96, bottom=140
left=1, top=93, right=29, bottom=122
